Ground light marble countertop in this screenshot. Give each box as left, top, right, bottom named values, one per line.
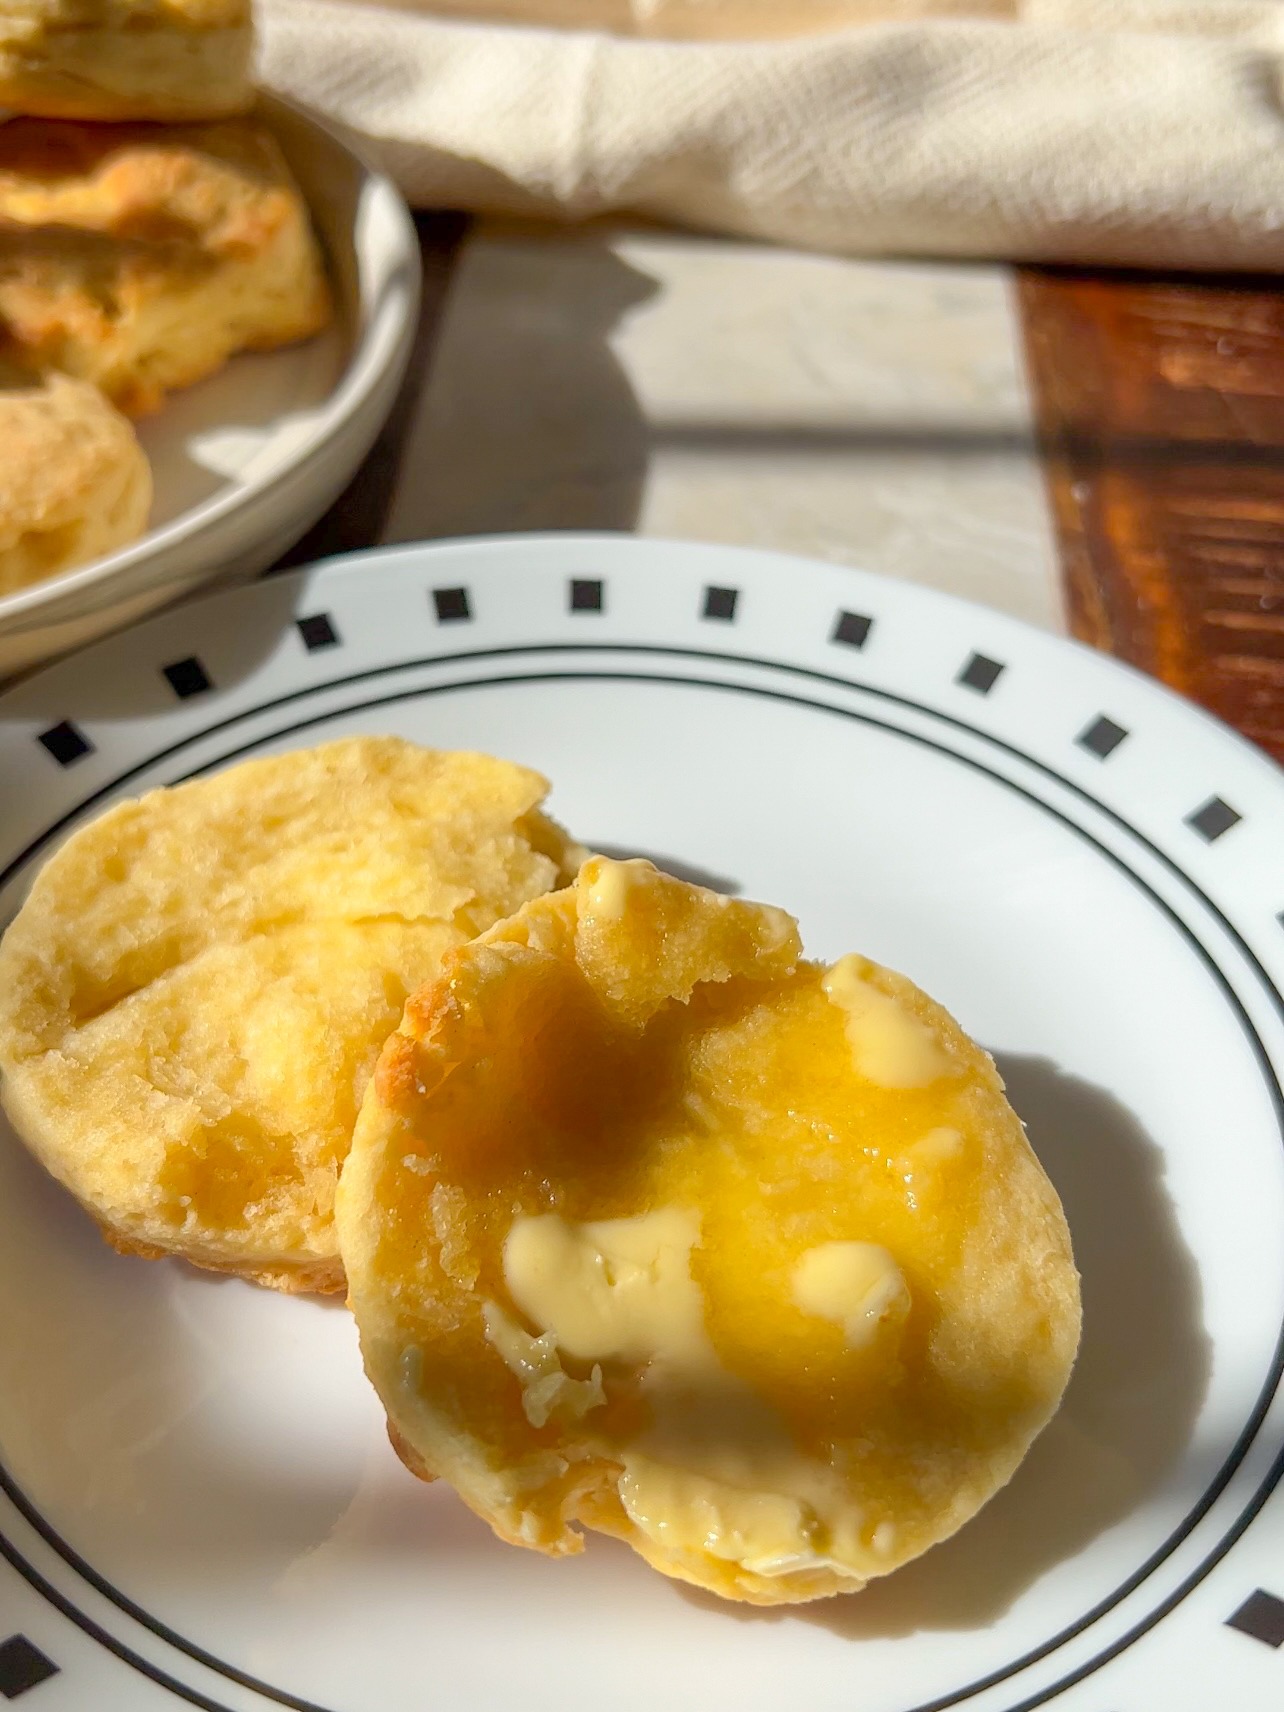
left=385, top=221, right=1064, bottom=633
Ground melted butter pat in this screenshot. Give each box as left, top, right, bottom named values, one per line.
left=617, top=1457, right=865, bottom=1583
left=481, top=1300, right=605, bottom=1429
left=503, top=1209, right=708, bottom=1366
left=822, top=955, right=951, bottom=1089
left=578, top=857, right=794, bottom=953
left=499, top=1207, right=880, bottom=1586
left=912, top=1126, right=963, bottom=1166
left=580, top=857, right=658, bottom=923
left=792, top=1241, right=911, bottom=1349
left=619, top=1365, right=871, bottom=1582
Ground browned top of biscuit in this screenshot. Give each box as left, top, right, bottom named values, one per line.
left=0, top=1, right=250, bottom=27
left=0, top=119, right=307, bottom=257
left=0, top=0, right=255, bottom=122
left=0, top=116, right=332, bottom=412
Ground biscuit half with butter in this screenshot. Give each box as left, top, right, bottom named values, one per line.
left=0, top=117, right=331, bottom=415
left=0, top=738, right=583, bottom=1293
left=0, top=0, right=254, bottom=122
left=340, top=857, right=1080, bottom=1604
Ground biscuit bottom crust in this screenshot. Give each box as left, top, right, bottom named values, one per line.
left=99, top=1221, right=347, bottom=1295
left=340, top=859, right=1081, bottom=1604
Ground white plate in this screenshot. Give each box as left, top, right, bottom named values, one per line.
left=0, top=98, right=421, bottom=678
left=1, top=534, right=1282, bottom=1712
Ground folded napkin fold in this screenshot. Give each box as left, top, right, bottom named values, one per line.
left=259, top=0, right=1284, bottom=267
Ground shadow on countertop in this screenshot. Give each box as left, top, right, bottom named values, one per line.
left=382, top=233, right=660, bottom=543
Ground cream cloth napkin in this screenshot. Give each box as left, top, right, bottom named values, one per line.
left=258, top=0, right=1284, bottom=268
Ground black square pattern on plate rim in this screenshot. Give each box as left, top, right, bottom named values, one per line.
left=570, top=579, right=604, bottom=613
left=36, top=720, right=93, bottom=767
left=702, top=585, right=738, bottom=622
left=26, top=593, right=1276, bottom=925
left=162, top=656, right=212, bottom=700
left=1187, top=797, right=1242, bottom=843
left=1078, top=715, right=1129, bottom=759
left=432, top=586, right=472, bottom=624
left=1227, top=1589, right=1284, bottom=1648
left=958, top=652, right=1005, bottom=694
left=296, top=612, right=340, bottom=652
left=0, top=1635, right=59, bottom=1699
left=831, top=610, right=873, bottom=650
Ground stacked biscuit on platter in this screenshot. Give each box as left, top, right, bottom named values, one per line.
left=0, top=0, right=331, bottom=596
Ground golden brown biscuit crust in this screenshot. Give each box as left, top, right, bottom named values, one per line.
left=0, top=117, right=331, bottom=413
left=0, top=365, right=150, bottom=594
left=98, top=1220, right=347, bottom=1294
left=0, top=738, right=584, bottom=1293
left=0, top=0, right=253, bottom=122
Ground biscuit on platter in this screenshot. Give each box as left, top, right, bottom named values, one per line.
left=0, top=738, right=583, bottom=1294
left=0, top=117, right=331, bottom=414
left=0, top=0, right=253, bottom=122
left=339, top=857, right=1080, bottom=1603
left=0, top=364, right=150, bottom=595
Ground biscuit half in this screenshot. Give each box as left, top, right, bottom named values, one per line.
left=340, top=858, right=1080, bottom=1603
left=0, top=738, right=584, bottom=1292
left=0, top=117, right=331, bottom=413
left=0, top=0, right=254, bottom=122
left=0, top=364, right=150, bottom=595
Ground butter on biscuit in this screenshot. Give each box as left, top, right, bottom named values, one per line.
left=339, top=858, right=1081, bottom=1604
